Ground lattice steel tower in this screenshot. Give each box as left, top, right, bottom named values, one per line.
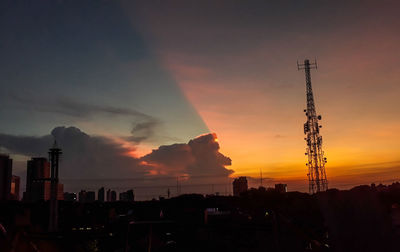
left=48, top=140, right=62, bottom=232
left=298, top=59, right=328, bottom=194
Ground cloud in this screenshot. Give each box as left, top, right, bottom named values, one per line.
left=124, top=119, right=160, bottom=144
left=140, top=143, right=194, bottom=175
left=0, top=126, right=143, bottom=179
left=9, top=92, right=152, bottom=120
left=0, top=127, right=232, bottom=181
left=7, top=92, right=162, bottom=144
left=0, top=133, right=53, bottom=157
left=141, top=133, right=233, bottom=178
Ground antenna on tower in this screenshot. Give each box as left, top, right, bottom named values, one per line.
left=48, top=140, right=62, bottom=232
left=260, top=168, right=263, bottom=187
left=298, top=59, right=328, bottom=194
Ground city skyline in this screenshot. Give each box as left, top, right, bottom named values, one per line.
left=1, top=1, right=400, bottom=194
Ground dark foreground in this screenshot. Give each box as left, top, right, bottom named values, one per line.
left=1, top=184, right=400, bottom=252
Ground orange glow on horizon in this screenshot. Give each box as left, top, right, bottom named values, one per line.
left=159, top=55, right=400, bottom=190
left=121, top=0, right=400, bottom=191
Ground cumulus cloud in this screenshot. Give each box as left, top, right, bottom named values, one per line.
left=0, top=127, right=232, bottom=181
left=50, top=127, right=145, bottom=178
left=140, top=143, right=194, bottom=175
left=141, top=133, right=233, bottom=177
left=0, top=126, right=143, bottom=179
left=0, top=133, right=53, bottom=157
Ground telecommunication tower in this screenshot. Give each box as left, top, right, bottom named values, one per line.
left=48, top=140, right=62, bottom=232
left=297, top=59, right=328, bottom=194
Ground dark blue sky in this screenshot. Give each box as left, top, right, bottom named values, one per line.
left=0, top=0, right=208, bottom=140
left=1, top=1, right=400, bottom=197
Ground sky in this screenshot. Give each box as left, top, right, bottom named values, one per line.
left=1, top=0, right=400, bottom=197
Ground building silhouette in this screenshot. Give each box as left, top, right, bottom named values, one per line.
left=98, top=187, right=105, bottom=202
left=78, top=190, right=86, bottom=202
left=107, top=189, right=117, bottom=202
left=25, top=157, right=50, bottom=201
left=111, top=191, right=117, bottom=202
left=64, top=192, right=77, bottom=201
left=106, top=189, right=111, bottom=201
left=233, top=177, right=248, bottom=196
left=79, top=190, right=95, bottom=203
left=87, top=191, right=95, bottom=202
left=0, top=154, right=12, bottom=201
left=275, top=183, right=288, bottom=193
left=119, top=189, right=134, bottom=202
left=24, top=157, right=64, bottom=202
left=10, top=175, right=20, bottom=200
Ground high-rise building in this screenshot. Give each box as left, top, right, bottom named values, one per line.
left=87, top=191, right=95, bottom=202
left=30, top=181, right=49, bottom=201
left=10, top=175, right=20, bottom=200
left=106, top=189, right=111, bottom=202
left=28, top=181, right=64, bottom=201
left=79, top=190, right=95, bottom=203
left=232, top=177, right=248, bottom=196
left=98, top=187, right=105, bottom=202
left=275, top=183, right=288, bottom=193
left=119, top=192, right=125, bottom=201
left=119, top=189, right=135, bottom=202
left=0, top=154, right=12, bottom=201
left=111, top=191, right=117, bottom=202
left=56, top=184, right=64, bottom=200
left=25, top=157, right=50, bottom=201
left=64, top=192, right=77, bottom=201
left=79, top=190, right=87, bottom=202
left=25, top=157, right=64, bottom=202
left=126, top=189, right=134, bottom=201
left=107, top=189, right=117, bottom=202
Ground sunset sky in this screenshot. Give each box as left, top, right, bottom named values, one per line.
left=1, top=0, right=400, bottom=195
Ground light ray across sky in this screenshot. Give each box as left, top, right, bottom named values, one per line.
left=1, top=0, right=400, bottom=193
left=127, top=0, right=400, bottom=189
